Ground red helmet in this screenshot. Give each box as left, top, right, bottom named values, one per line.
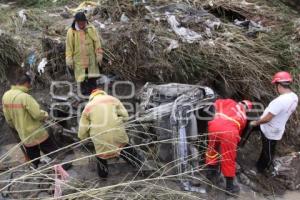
left=271, top=71, right=293, bottom=84
left=240, top=100, right=253, bottom=111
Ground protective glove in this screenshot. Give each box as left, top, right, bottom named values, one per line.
left=250, top=121, right=258, bottom=127
left=66, top=58, right=74, bottom=69
left=96, top=53, right=103, bottom=66
left=41, top=111, right=49, bottom=122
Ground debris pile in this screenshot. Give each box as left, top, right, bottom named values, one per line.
left=0, top=0, right=300, bottom=199
left=274, top=152, right=300, bottom=190
left=33, top=0, right=299, bottom=102
left=1, top=0, right=298, bottom=100
left=0, top=34, right=23, bottom=82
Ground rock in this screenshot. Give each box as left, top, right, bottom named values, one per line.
left=273, top=152, right=300, bottom=190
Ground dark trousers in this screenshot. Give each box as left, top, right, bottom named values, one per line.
left=256, top=132, right=277, bottom=173
left=24, top=137, right=58, bottom=167
left=80, top=78, right=98, bottom=96
left=96, top=144, right=143, bottom=178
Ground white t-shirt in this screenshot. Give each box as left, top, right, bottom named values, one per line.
left=260, top=92, right=298, bottom=140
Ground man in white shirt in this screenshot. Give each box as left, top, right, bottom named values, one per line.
left=251, top=71, right=298, bottom=173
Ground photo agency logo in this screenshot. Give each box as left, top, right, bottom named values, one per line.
left=49, top=80, right=265, bottom=124
left=49, top=80, right=136, bottom=124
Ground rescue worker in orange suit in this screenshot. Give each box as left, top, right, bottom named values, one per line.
left=205, top=99, right=253, bottom=194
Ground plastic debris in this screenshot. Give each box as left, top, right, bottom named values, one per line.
left=97, top=74, right=118, bottom=86
left=66, top=1, right=99, bottom=14
left=120, top=13, right=130, bottom=23
left=182, top=181, right=207, bottom=194
left=234, top=19, right=270, bottom=37
left=205, top=19, right=221, bottom=30
left=94, top=20, right=106, bottom=29
left=205, top=27, right=213, bottom=38
left=27, top=52, right=36, bottom=66
left=37, top=58, right=48, bottom=75
left=18, top=9, right=27, bottom=25
left=0, top=3, right=10, bottom=9
left=164, top=38, right=179, bottom=52
left=40, top=156, right=52, bottom=164
left=167, top=15, right=202, bottom=43
left=133, top=0, right=148, bottom=6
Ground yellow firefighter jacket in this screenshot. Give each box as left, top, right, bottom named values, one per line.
left=78, top=90, right=129, bottom=159
left=2, top=86, right=49, bottom=147
left=65, top=24, right=103, bottom=82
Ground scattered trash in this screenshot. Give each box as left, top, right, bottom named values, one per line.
left=37, top=58, right=48, bottom=75
left=167, top=15, right=202, bottom=43
left=18, top=9, right=27, bottom=25
left=205, top=27, right=213, bottom=38
left=48, top=13, right=60, bottom=17
left=182, top=181, right=207, bottom=194
left=97, top=74, right=118, bottom=86
left=94, top=20, right=106, bottom=29
left=120, top=13, right=130, bottom=23
left=133, top=0, right=148, bottom=6
left=0, top=3, right=10, bottom=9
left=27, top=52, right=36, bottom=66
left=66, top=1, right=99, bottom=15
left=163, top=38, right=179, bottom=52
left=234, top=19, right=270, bottom=37
left=40, top=156, right=52, bottom=164
left=205, top=19, right=221, bottom=30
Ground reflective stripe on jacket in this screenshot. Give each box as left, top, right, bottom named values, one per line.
left=209, top=99, right=247, bottom=134
left=2, top=86, right=49, bottom=147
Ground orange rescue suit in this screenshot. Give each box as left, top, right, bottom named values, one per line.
left=205, top=99, right=247, bottom=177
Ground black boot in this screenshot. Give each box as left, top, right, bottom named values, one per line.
left=120, top=145, right=144, bottom=169
left=225, top=177, right=240, bottom=195
left=206, top=165, right=219, bottom=184
left=96, top=157, right=109, bottom=178
left=62, top=163, right=73, bottom=171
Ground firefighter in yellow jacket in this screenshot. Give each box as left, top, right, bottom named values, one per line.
left=78, top=89, right=143, bottom=178
left=65, top=12, right=103, bottom=96
left=2, top=73, right=58, bottom=168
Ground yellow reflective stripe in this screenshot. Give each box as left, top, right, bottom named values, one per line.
left=215, top=113, right=241, bottom=130
left=206, top=152, right=219, bottom=159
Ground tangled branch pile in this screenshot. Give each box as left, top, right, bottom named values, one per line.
left=0, top=34, right=22, bottom=82
left=38, top=0, right=299, bottom=100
